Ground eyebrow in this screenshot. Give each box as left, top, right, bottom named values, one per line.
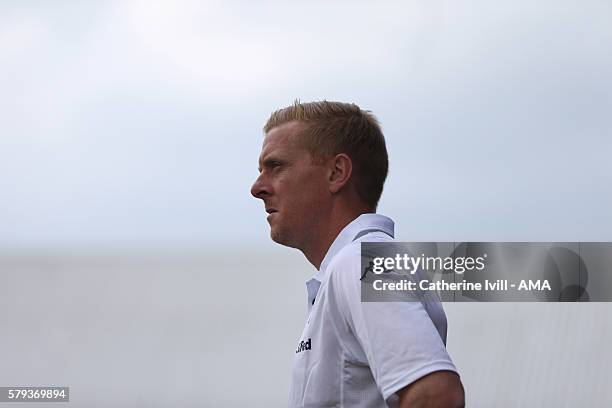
left=258, top=156, right=288, bottom=172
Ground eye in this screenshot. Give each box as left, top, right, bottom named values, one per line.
left=261, top=159, right=286, bottom=173
left=269, top=161, right=285, bottom=172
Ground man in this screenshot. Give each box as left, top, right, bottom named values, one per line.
left=251, top=100, right=464, bottom=407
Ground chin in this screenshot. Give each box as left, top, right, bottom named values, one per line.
left=270, top=228, right=298, bottom=249
left=270, top=230, right=287, bottom=246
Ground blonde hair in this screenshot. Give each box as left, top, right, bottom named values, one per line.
left=264, top=100, right=388, bottom=209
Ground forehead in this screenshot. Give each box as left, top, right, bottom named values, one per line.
left=260, top=121, right=307, bottom=159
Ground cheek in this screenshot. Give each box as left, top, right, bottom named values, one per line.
left=276, top=165, right=328, bottom=206
left=295, top=176, right=329, bottom=206
left=290, top=173, right=323, bottom=196
left=310, top=174, right=330, bottom=196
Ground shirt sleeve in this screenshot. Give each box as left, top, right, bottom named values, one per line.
left=326, top=243, right=459, bottom=400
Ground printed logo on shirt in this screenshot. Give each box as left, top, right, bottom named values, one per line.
left=295, top=338, right=312, bottom=353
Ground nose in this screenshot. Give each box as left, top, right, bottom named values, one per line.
left=251, top=173, right=270, bottom=199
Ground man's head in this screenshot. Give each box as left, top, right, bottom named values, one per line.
left=251, top=100, right=388, bottom=250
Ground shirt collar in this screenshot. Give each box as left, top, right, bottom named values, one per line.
left=305, top=213, right=394, bottom=311
left=313, top=213, right=395, bottom=282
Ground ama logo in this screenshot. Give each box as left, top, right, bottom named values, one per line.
left=296, top=338, right=312, bottom=354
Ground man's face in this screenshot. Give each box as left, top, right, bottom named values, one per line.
left=251, top=121, right=331, bottom=249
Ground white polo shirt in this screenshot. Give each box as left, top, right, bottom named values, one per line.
left=288, top=214, right=458, bottom=408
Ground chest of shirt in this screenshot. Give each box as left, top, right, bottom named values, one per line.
left=289, top=278, right=389, bottom=407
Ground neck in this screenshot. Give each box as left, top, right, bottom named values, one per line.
left=301, top=203, right=374, bottom=270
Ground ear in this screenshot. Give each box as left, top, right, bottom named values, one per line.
left=328, top=153, right=353, bottom=194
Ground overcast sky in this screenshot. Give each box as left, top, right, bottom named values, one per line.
left=1, top=0, right=611, bottom=253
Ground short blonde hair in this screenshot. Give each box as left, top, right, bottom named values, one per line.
left=264, top=100, right=388, bottom=209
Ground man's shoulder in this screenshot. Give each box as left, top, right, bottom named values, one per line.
left=326, top=232, right=395, bottom=281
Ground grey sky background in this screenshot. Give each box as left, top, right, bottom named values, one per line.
left=2, top=0, right=611, bottom=253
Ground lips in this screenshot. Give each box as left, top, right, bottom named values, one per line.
left=266, top=208, right=278, bottom=222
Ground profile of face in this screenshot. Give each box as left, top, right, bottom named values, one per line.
left=251, top=121, right=331, bottom=249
